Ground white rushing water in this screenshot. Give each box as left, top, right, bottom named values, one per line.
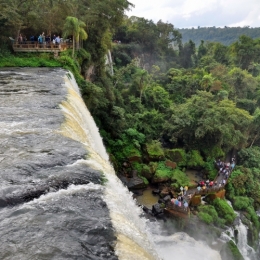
left=59, top=71, right=223, bottom=260
left=221, top=203, right=257, bottom=260
left=60, top=72, right=159, bottom=260
left=236, top=219, right=256, bottom=260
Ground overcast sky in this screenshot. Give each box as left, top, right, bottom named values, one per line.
left=126, top=0, right=260, bottom=28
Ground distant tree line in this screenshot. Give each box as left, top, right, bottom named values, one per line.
left=178, top=26, right=260, bottom=46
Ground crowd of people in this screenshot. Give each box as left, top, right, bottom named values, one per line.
left=166, top=156, right=236, bottom=212
left=196, top=157, right=235, bottom=191
left=17, top=32, right=68, bottom=46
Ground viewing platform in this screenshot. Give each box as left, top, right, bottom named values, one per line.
left=162, top=161, right=235, bottom=218
left=10, top=40, right=73, bottom=53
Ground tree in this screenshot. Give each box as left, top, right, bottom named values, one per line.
left=63, top=16, right=88, bottom=57
left=179, top=40, right=196, bottom=68
left=200, top=74, right=214, bottom=91
left=228, top=67, right=258, bottom=99
left=197, top=40, right=207, bottom=60
left=231, top=35, right=255, bottom=70
left=163, top=91, right=252, bottom=152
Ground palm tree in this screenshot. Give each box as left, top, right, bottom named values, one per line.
left=63, top=16, right=88, bottom=57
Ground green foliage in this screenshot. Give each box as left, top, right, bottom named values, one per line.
left=204, top=158, right=218, bottom=180
left=146, top=140, right=164, bottom=159
left=139, top=176, right=149, bottom=185
left=165, top=149, right=187, bottom=167
left=228, top=169, right=248, bottom=196
left=170, top=168, right=190, bottom=189
left=178, top=26, right=260, bottom=46
left=186, top=150, right=205, bottom=168
left=227, top=241, right=244, bottom=260
left=197, top=205, right=219, bottom=225
left=163, top=91, right=252, bottom=152
left=0, top=54, right=61, bottom=68
left=238, top=146, right=260, bottom=169
left=106, top=128, right=145, bottom=161
left=202, top=145, right=225, bottom=159
left=197, top=211, right=214, bottom=224
left=213, top=198, right=236, bottom=225
left=131, top=162, right=143, bottom=173
left=121, top=144, right=141, bottom=160
left=154, top=161, right=173, bottom=180
left=233, top=196, right=251, bottom=210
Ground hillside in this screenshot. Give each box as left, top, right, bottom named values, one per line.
left=178, top=26, right=260, bottom=46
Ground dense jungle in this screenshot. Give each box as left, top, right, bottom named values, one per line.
left=1, top=0, right=260, bottom=259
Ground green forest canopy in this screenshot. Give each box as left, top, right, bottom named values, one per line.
left=178, top=26, right=260, bottom=46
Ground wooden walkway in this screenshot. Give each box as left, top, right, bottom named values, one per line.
left=164, top=161, right=234, bottom=216
left=11, top=41, right=73, bottom=53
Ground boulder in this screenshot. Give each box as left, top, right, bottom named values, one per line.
left=141, top=165, right=154, bottom=180
left=160, top=187, right=170, bottom=197
left=118, top=172, right=147, bottom=190
left=165, top=148, right=186, bottom=166
left=128, top=155, right=142, bottom=163
left=165, top=160, right=177, bottom=169
left=151, top=176, right=170, bottom=183
left=158, top=198, right=164, bottom=204
left=152, top=203, right=164, bottom=216
left=163, top=195, right=171, bottom=202
left=152, top=189, right=160, bottom=195
left=145, top=141, right=165, bottom=161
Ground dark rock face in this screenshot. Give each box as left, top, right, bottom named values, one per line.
left=118, top=171, right=147, bottom=190
left=152, top=203, right=164, bottom=216
left=118, top=175, right=147, bottom=190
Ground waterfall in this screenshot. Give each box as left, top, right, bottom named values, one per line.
left=60, top=72, right=159, bottom=260
left=0, top=68, right=223, bottom=260
left=236, top=219, right=256, bottom=260
left=221, top=203, right=257, bottom=260
left=105, top=50, right=114, bottom=76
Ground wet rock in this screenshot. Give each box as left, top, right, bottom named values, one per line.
left=163, top=195, right=171, bottom=202
left=152, top=189, right=160, bottom=195
left=152, top=203, right=164, bottom=216
left=118, top=172, right=147, bottom=190
left=158, top=198, right=164, bottom=204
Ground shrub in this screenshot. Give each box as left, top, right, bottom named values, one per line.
left=165, top=148, right=187, bottom=167
left=186, top=150, right=205, bottom=167
left=202, top=145, right=225, bottom=159
left=213, top=198, right=236, bottom=225
left=233, top=196, right=251, bottom=210
left=227, top=241, right=244, bottom=260
left=204, top=158, right=218, bottom=179
left=154, top=161, right=173, bottom=179
left=198, top=211, right=214, bottom=224
left=238, top=146, right=260, bottom=169
left=198, top=205, right=218, bottom=224
left=146, top=140, right=164, bottom=160
left=171, top=168, right=190, bottom=189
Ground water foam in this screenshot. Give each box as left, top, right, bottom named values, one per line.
left=60, top=72, right=159, bottom=260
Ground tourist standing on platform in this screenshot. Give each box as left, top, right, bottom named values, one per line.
left=42, top=32, right=45, bottom=45
left=18, top=34, right=23, bottom=44
left=55, top=35, right=61, bottom=45
left=38, top=34, right=43, bottom=45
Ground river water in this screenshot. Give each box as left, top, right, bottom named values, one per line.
left=0, top=68, right=223, bottom=260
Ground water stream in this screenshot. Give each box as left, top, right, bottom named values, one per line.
left=221, top=203, right=257, bottom=260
